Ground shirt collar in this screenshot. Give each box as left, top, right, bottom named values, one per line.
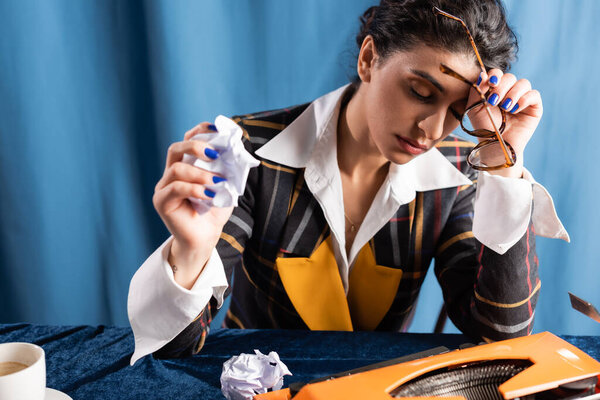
left=255, top=84, right=472, bottom=203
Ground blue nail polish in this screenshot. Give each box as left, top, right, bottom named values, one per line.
left=212, top=176, right=227, bottom=183
left=204, top=189, right=216, bottom=198
left=204, top=147, right=219, bottom=160
left=500, top=98, right=512, bottom=110
left=489, top=75, right=499, bottom=85
left=208, top=124, right=218, bottom=132
left=476, top=74, right=482, bottom=86
left=488, top=93, right=499, bottom=106
left=510, top=103, right=519, bottom=113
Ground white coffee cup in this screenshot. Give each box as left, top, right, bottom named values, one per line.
left=0, top=342, right=46, bottom=400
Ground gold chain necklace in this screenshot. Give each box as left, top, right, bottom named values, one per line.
left=344, top=212, right=357, bottom=233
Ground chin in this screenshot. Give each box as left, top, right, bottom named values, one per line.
left=386, top=150, right=420, bottom=165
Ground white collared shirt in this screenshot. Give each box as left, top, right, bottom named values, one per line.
left=128, top=85, right=569, bottom=365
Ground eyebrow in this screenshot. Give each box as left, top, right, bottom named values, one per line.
left=410, top=69, right=445, bottom=93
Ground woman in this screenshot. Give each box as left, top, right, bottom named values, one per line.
left=128, top=0, right=568, bottom=364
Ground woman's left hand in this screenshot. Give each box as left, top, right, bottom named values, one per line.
left=469, top=68, right=543, bottom=178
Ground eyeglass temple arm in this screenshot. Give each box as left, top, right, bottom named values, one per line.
left=432, top=7, right=487, bottom=73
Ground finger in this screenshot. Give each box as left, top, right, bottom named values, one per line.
left=165, top=140, right=221, bottom=169
left=498, top=78, right=532, bottom=112
left=156, top=162, right=226, bottom=191
left=475, top=70, right=488, bottom=87
left=478, top=68, right=503, bottom=95
left=509, top=89, right=543, bottom=117
left=486, top=73, right=517, bottom=108
left=184, top=122, right=218, bottom=141
left=153, top=181, right=215, bottom=215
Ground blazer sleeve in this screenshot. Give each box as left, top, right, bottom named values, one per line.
left=433, top=170, right=539, bottom=342
left=153, top=132, right=258, bottom=359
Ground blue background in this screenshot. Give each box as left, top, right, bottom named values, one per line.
left=0, top=1, right=598, bottom=336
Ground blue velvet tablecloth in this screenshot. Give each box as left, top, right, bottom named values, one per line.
left=1, top=324, right=599, bottom=399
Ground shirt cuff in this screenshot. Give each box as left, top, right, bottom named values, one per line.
left=472, top=168, right=570, bottom=255
left=127, top=236, right=228, bottom=365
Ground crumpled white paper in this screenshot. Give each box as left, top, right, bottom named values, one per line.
left=220, top=350, right=292, bottom=400
left=182, top=115, right=260, bottom=214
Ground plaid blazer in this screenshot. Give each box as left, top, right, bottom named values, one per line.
left=154, top=102, right=539, bottom=358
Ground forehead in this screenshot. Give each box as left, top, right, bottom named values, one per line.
left=381, top=45, right=481, bottom=91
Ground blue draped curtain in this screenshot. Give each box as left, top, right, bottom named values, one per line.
left=1, top=0, right=598, bottom=336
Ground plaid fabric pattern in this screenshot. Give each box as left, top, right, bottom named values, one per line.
left=155, top=103, right=539, bottom=358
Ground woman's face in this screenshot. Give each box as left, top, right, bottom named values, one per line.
left=359, top=41, right=481, bottom=165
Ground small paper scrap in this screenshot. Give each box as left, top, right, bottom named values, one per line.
left=220, top=350, right=292, bottom=400
left=182, top=115, right=260, bottom=214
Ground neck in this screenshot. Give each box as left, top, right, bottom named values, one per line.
left=337, top=84, right=389, bottom=182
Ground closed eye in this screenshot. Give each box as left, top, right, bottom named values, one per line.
left=411, top=88, right=433, bottom=102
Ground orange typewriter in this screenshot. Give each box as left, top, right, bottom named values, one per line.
left=254, top=331, right=600, bottom=400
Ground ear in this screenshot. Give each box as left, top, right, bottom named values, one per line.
left=357, top=35, right=379, bottom=83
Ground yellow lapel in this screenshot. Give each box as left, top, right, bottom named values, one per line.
left=347, top=242, right=403, bottom=331
left=276, top=237, right=353, bottom=331
left=276, top=237, right=403, bottom=331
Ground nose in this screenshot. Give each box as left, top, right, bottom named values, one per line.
left=417, top=111, right=446, bottom=141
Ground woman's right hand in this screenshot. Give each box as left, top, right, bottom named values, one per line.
left=153, top=122, right=234, bottom=289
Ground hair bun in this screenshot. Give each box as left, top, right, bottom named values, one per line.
left=352, top=0, right=517, bottom=73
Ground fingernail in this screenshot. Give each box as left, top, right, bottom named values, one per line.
left=510, top=103, right=519, bottom=113
left=208, top=124, right=218, bottom=132
left=489, top=75, right=499, bottom=85
left=476, top=74, right=482, bottom=86
left=204, top=189, right=216, bottom=198
left=204, top=147, right=219, bottom=160
left=488, top=93, right=499, bottom=106
left=500, top=98, right=512, bottom=110
left=212, top=176, right=227, bottom=183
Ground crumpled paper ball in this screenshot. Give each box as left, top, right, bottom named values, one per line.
left=220, top=350, right=292, bottom=400
left=182, top=115, right=260, bottom=214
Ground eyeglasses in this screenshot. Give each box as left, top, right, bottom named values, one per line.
left=433, top=7, right=516, bottom=171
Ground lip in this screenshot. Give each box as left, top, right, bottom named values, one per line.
left=395, top=135, right=429, bottom=155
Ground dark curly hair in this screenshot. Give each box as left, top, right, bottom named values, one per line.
left=354, top=0, right=518, bottom=77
